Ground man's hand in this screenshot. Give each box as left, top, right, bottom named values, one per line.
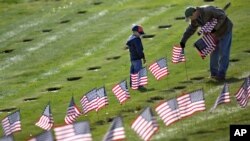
left=180, top=42, right=185, bottom=49
left=143, top=58, right=146, bottom=64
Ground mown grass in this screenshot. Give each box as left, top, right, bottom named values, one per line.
left=0, top=0, right=250, bottom=140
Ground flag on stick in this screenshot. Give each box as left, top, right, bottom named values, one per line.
left=1, top=110, right=21, bottom=136
left=149, top=58, right=169, bottom=80
left=80, top=88, right=98, bottom=114
left=103, top=117, right=125, bottom=141
left=177, top=89, right=205, bottom=118
left=131, top=107, right=158, bottom=141
left=131, top=67, right=148, bottom=90
left=172, top=45, right=185, bottom=63
left=65, top=97, right=81, bottom=124
left=210, top=83, right=230, bottom=112
left=112, top=80, right=130, bottom=104
left=155, top=98, right=180, bottom=126
left=235, top=76, right=250, bottom=108
left=96, top=87, right=109, bottom=111
left=28, top=130, right=53, bottom=141
left=35, top=103, right=54, bottom=130
left=54, top=121, right=92, bottom=141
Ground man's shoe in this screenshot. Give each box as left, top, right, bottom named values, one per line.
left=214, top=76, right=225, bottom=81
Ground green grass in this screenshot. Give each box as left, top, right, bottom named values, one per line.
left=0, top=0, right=250, bottom=140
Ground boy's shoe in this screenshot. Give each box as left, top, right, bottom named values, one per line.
left=214, top=76, right=226, bottom=81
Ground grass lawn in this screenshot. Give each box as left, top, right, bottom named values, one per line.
left=0, top=0, right=250, bottom=140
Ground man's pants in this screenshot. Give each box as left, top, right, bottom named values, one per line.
left=210, top=29, right=232, bottom=78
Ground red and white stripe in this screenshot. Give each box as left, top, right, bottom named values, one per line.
left=80, top=96, right=98, bottom=114
left=112, top=84, right=130, bottom=104
left=172, top=46, right=185, bottom=63
left=35, top=115, right=53, bottom=131
left=149, top=63, right=168, bottom=80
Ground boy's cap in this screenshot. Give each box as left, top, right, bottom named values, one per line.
left=132, top=25, right=145, bottom=35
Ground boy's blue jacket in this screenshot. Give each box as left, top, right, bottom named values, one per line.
left=126, top=35, right=145, bottom=61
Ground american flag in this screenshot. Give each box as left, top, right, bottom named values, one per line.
left=54, top=121, right=92, bottom=141
left=96, top=87, right=109, bottom=111
left=149, top=58, right=169, bottom=80
left=1, top=110, right=21, bottom=136
left=102, top=117, right=126, bottom=141
left=235, top=76, right=250, bottom=108
left=198, top=18, right=218, bottom=35
left=210, top=83, right=230, bottom=112
left=35, top=104, right=54, bottom=130
left=28, top=130, right=53, bottom=141
left=80, top=88, right=98, bottom=114
left=131, top=107, right=158, bottom=141
left=0, top=135, right=14, bottom=141
left=139, top=67, right=148, bottom=86
left=65, top=97, right=81, bottom=124
left=131, top=67, right=148, bottom=90
left=155, top=98, right=180, bottom=126
left=131, top=73, right=139, bottom=90
left=172, top=45, right=185, bottom=63
left=177, top=89, right=205, bottom=118
left=112, top=80, right=130, bottom=104
left=200, top=33, right=217, bottom=58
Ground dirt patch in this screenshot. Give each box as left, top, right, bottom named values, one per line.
left=67, top=76, right=82, bottom=81
left=173, top=86, right=186, bottom=90
left=23, top=97, right=38, bottom=102
left=1, top=49, right=14, bottom=54
left=106, top=56, right=121, bottom=60
left=42, top=29, right=52, bottom=33
left=60, top=20, right=70, bottom=24
left=190, top=77, right=205, bottom=81
left=106, top=117, right=114, bottom=123
left=229, top=59, right=239, bottom=62
left=158, top=25, right=172, bottom=29
left=46, top=87, right=62, bottom=92
left=87, top=66, right=101, bottom=71
left=93, top=2, right=102, bottom=5
left=22, top=38, right=33, bottom=42
left=95, top=120, right=105, bottom=125
left=142, top=34, right=155, bottom=39
left=0, top=107, right=17, bottom=112
left=175, top=17, right=185, bottom=20
left=244, top=50, right=250, bottom=53
left=77, top=10, right=87, bottom=14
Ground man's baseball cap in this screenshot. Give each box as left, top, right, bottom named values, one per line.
left=132, top=25, right=145, bottom=35
left=185, top=7, right=196, bottom=22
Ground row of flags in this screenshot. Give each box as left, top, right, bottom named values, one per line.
left=1, top=77, right=249, bottom=140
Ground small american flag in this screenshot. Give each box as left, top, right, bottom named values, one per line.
left=177, top=89, right=205, bottom=118
left=80, top=88, right=98, bottom=114
left=155, top=98, right=180, bottom=126
left=235, top=76, right=250, bottom=108
left=65, top=97, right=81, bottom=124
left=131, top=73, right=139, bottom=90
left=112, top=80, right=130, bottom=104
left=28, top=130, right=53, bottom=141
left=149, top=58, right=169, bottom=80
left=35, top=104, right=54, bottom=130
left=1, top=110, right=21, bottom=136
left=198, top=18, right=218, bottom=35
left=139, top=67, right=148, bottom=86
left=210, top=83, right=230, bottom=112
left=131, top=67, right=148, bottom=90
left=131, top=107, right=158, bottom=141
left=54, top=121, right=92, bottom=141
left=96, top=87, right=109, bottom=111
left=102, top=117, right=126, bottom=141
left=0, top=135, right=14, bottom=141
left=172, top=45, right=185, bottom=63
left=200, top=33, right=217, bottom=57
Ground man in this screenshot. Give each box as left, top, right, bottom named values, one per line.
left=180, top=5, right=233, bottom=81
left=126, top=24, right=146, bottom=90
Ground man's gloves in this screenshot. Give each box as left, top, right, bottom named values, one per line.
left=180, top=42, right=185, bottom=49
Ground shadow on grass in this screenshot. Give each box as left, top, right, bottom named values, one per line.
left=0, top=107, right=17, bottom=112
left=159, top=88, right=175, bottom=94
left=206, top=77, right=243, bottom=85
left=189, top=129, right=215, bottom=135
left=169, top=138, right=188, bottom=141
